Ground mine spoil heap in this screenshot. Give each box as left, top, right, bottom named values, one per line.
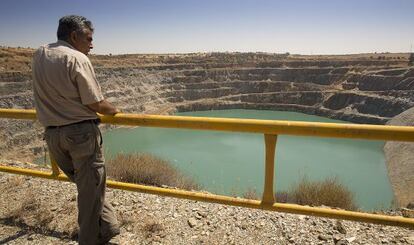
left=0, top=48, right=413, bottom=243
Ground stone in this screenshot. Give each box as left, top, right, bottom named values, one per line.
left=405, top=236, right=414, bottom=244
left=318, top=234, right=329, bottom=241
left=335, top=221, right=347, bottom=234
left=401, top=208, right=414, bottom=218
left=335, top=239, right=349, bottom=245
left=346, top=236, right=356, bottom=243
left=197, top=211, right=207, bottom=218
left=188, top=218, right=198, bottom=228
left=333, top=235, right=342, bottom=243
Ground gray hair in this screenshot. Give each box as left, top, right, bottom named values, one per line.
left=57, top=15, right=94, bottom=40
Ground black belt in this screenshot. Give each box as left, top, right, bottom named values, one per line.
left=46, top=118, right=100, bottom=129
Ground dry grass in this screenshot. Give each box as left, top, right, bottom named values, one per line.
left=5, top=190, right=54, bottom=232
left=50, top=200, right=78, bottom=239
left=242, top=188, right=259, bottom=200
left=107, top=153, right=199, bottom=191
left=3, top=176, right=25, bottom=192
left=275, top=191, right=290, bottom=203
left=118, top=211, right=135, bottom=228
left=142, top=220, right=164, bottom=238
left=117, top=211, right=165, bottom=239
left=241, top=177, right=357, bottom=210
left=2, top=188, right=78, bottom=239
left=287, top=176, right=357, bottom=210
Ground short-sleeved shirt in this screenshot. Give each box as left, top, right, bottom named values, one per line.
left=32, top=40, right=104, bottom=127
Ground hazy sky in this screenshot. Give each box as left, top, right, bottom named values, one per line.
left=0, top=0, right=413, bottom=55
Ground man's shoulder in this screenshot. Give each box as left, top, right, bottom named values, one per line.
left=36, top=41, right=91, bottom=65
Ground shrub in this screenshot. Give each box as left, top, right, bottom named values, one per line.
left=287, top=176, right=357, bottom=210
left=275, top=191, right=290, bottom=203
left=242, top=188, right=259, bottom=200
left=106, top=153, right=199, bottom=191
left=241, top=177, right=357, bottom=210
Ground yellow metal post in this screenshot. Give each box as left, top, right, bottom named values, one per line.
left=262, top=134, right=277, bottom=205
left=49, top=153, right=60, bottom=176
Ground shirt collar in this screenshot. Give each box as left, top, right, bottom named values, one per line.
left=56, top=40, right=75, bottom=50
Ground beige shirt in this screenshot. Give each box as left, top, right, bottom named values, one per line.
left=32, top=40, right=104, bottom=127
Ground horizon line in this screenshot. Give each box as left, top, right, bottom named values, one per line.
left=1, top=45, right=412, bottom=57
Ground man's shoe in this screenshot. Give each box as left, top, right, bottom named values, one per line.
left=97, top=227, right=120, bottom=245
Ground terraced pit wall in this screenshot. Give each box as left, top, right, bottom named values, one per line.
left=1, top=51, right=414, bottom=207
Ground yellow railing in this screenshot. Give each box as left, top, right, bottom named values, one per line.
left=1, top=108, right=414, bottom=228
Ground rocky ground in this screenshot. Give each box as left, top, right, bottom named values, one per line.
left=0, top=161, right=412, bottom=245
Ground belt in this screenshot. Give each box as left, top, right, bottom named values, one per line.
left=46, top=118, right=100, bottom=129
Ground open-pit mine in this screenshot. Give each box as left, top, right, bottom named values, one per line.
left=0, top=47, right=413, bottom=207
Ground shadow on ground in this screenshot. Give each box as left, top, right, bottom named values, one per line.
left=0, top=216, right=75, bottom=244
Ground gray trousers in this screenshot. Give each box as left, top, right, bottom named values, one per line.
left=45, top=121, right=119, bottom=245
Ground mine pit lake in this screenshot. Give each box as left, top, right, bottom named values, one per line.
left=103, top=109, right=393, bottom=211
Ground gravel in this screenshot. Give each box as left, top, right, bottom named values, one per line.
left=0, top=161, right=413, bottom=245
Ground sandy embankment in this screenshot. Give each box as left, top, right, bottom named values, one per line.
left=384, top=107, right=414, bottom=207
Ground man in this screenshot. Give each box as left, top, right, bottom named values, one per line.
left=32, top=15, right=120, bottom=245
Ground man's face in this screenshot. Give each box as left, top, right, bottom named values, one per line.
left=70, top=28, right=93, bottom=55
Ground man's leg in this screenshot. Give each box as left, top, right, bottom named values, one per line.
left=94, top=125, right=120, bottom=242
left=61, top=123, right=118, bottom=245
left=98, top=196, right=121, bottom=243
left=44, top=128, right=76, bottom=181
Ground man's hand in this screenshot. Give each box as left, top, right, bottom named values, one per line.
left=87, top=100, right=120, bottom=115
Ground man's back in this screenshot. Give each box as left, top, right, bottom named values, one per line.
left=33, top=15, right=120, bottom=245
left=32, top=40, right=103, bottom=127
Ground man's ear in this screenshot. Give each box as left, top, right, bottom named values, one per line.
left=69, top=31, right=77, bottom=44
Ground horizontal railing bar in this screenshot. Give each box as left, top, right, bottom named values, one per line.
left=0, top=109, right=37, bottom=120
left=1, top=108, right=414, bottom=142
left=0, top=165, right=413, bottom=228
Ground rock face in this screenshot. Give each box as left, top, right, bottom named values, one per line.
left=384, top=107, right=414, bottom=207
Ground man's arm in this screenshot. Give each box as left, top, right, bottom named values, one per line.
left=87, top=100, right=120, bottom=115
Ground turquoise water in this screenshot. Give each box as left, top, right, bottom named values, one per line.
left=103, top=109, right=393, bottom=210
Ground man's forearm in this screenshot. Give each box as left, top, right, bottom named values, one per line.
left=87, top=100, right=120, bottom=115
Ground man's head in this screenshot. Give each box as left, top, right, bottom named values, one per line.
left=57, top=15, right=94, bottom=55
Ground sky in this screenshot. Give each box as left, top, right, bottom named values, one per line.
left=0, top=0, right=413, bottom=55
